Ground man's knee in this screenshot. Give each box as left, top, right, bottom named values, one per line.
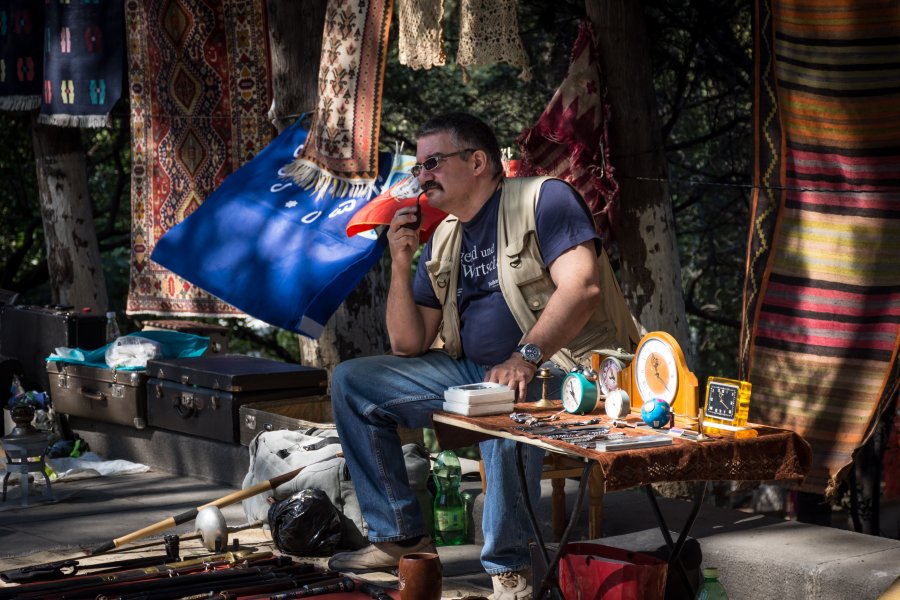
left=332, top=356, right=376, bottom=392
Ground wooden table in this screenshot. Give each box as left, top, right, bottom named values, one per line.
left=432, top=403, right=811, bottom=599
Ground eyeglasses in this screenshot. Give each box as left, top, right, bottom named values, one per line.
left=411, top=149, right=477, bottom=177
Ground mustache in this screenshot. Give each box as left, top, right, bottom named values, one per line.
left=422, top=181, right=442, bottom=192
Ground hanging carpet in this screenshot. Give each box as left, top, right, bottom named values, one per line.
left=38, top=0, right=123, bottom=127
left=517, top=19, right=618, bottom=239
left=284, top=0, right=393, bottom=199
left=741, top=0, right=900, bottom=495
left=0, top=0, right=44, bottom=110
left=125, top=0, right=274, bottom=317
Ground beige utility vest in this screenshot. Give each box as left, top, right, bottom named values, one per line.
left=425, top=176, right=640, bottom=371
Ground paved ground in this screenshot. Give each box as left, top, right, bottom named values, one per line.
left=2, top=457, right=899, bottom=598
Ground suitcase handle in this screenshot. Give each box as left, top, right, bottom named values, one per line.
left=81, top=388, right=107, bottom=404
left=174, top=394, right=197, bottom=418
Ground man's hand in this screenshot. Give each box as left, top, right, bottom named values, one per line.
left=387, top=206, right=421, bottom=269
left=485, top=355, right=536, bottom=402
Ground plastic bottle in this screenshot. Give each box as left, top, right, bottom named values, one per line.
left=432, top=450, right=466, bottom=546
left=105, top=311, right=120, bottom=343
left=695, top=567, right=728, bottom=600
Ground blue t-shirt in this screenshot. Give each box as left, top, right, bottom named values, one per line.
left=412, top=179, right=600, bottom=366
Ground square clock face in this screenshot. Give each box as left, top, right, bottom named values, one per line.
left=704, top=380, right=739, bottom=421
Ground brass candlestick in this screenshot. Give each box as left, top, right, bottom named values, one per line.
left=533, top=367, right=556, bottom=409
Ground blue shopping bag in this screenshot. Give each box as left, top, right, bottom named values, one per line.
left=151, top=119, right=395, bottom=338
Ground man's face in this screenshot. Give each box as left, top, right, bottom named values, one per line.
left=414, top=132, right=476, bottom=215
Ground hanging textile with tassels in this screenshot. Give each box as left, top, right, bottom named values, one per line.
left=284, top=0, right=393, bottom=198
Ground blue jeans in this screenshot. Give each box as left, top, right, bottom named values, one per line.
left=330, top=350, right=559, bottom=574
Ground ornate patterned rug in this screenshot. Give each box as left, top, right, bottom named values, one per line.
left=741, top=0, right=900, bottom=495
left=125, top=0, right=274, bottom=316
left=516, top=20, right=618, bottom=239
left=284, top=0, right=392, bottom=199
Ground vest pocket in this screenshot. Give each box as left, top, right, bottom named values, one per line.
left=426, top=259, right=454, bottom=305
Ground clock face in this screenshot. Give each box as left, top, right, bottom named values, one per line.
left=599, top=357, right=624, bottom=396
left=705, top=381, right=738, bottom=421
left=604, top=389, right=631, bottom=419
left=562, top=372, right=597, bottom=414
left=634, top=337, right=678, bottom=404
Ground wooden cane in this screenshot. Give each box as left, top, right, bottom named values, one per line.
left=85, top=463, right=311, bottom=557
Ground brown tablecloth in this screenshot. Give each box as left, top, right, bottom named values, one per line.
left=432, top=403, right=811, bottom=492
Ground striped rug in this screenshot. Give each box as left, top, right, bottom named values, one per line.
left=741, top=0, right=900, bottom=494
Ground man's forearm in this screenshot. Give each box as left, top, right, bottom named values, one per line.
left=518, top=283, right=600, bottom=362
left=386, top=267, right=428, bottom=356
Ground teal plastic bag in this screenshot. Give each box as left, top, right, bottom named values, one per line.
left=46, top=330, right=209, bottom=370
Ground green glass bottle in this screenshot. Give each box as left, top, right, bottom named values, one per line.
left=695, top=567, right=729, bottom=600
left=432, top=450, right=466, bottom=546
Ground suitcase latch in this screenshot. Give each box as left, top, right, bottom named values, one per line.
left=57, top=371, right=69, bottom=389
left=111, top=384, right=125, bottom=398
left=180, top=374, right=190, bottom=385
left=210, top=394, right=219, bottom=410
left=245, top=414, right=257, bottom=430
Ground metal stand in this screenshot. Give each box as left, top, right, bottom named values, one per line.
left=2, top=433, right=53, bottom=507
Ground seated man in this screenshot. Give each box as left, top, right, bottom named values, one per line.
left=329, top=112, right=616, bottom=599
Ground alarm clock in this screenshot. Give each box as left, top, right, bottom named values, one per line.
left=562, top=370, right=598, bottom=414
left=632, top=331, right=698, bottom=420
left=604, top=389, right=631, bottom=419
left=641, top=398, right=671, bottom=428
left=598, top=356, right=625, bottom=396
left=591, top=348, right=635, bottom=405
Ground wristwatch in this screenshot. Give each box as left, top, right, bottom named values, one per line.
left=515, top=343, right=543, bottom=366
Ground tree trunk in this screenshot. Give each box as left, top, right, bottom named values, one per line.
left=587, top=0, right=692, bottom=358
left=266, top=0, right=391, bottom=370
left=266, top=0, right=326, bottom=131
left=31, top=118, right=108, bottom=313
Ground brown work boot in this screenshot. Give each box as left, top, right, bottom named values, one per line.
left=327, top=536, right=437, bottom=571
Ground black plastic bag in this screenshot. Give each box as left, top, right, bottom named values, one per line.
left=267, top=488, right=343, bottom=556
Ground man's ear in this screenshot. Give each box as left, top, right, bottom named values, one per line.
left=471, top=149, right=489, bottom=176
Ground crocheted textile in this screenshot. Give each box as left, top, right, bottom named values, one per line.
left=284, top=0, right=393, bottom=198
left=397, top=0, right=445, bottom=70
left=457, top=0, right=530, bottom=81
left=740, top=0, right=900, bottom=495
left=433, top=407, right=811, bottom=493
left=125, top=0, right=274, bottom=317
left=517, top=20, right=617, bottom=239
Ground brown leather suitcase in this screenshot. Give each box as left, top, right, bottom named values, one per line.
left=46, top=362, right=147, bottom=429
left=141, top=319, right=230, bottom=354
left=145, top=355, right=327, bottom=443
left=0, top=305, right=106, bottom=391
left=238, top=395, right=424, bottom=447
left=238, top=395, right=334, bottom=446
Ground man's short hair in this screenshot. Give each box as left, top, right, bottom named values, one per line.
left=417, top=113, right=504, bottom=179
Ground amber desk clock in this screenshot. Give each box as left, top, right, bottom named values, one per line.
left=701, top=377, right=755, bottom=437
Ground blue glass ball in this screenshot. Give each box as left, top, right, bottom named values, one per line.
left=641, top=398, right=671, bottom=428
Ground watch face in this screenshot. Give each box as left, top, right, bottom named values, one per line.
left=599, top=357, right=624, bottom=396
left=635, top=337, right=678, bottom=404
left=705, top=381, right=738, bottom=421
left=519, top=344, right=542, bottom=365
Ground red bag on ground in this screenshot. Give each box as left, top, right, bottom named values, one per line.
left=558, top=542, right=667, bottom=600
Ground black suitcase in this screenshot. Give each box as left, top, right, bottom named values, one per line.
left=0, top=305, right=106, bottom=392
left=145, top=355, right=327, bottom=443
left=46, top=362, right=147, bottom=429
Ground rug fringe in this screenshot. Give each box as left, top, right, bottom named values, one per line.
left=37, top=113, right=112, bottom=128
left=0, top=96, right=41, bottom=111
left=284, top=158, right=377, bottom=199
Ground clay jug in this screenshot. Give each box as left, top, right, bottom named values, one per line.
left=398, top=552, right=442, bottom=600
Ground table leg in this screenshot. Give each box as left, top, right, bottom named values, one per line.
left=517, top=444, right=593, bottom=600
left=643, top=481, right=707, bottom=597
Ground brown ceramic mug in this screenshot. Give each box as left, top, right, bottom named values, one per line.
left=398, top=552, right=442, bottom=600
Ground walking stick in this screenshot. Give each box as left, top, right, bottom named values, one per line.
left=86, top=464, right=310, bottom=557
